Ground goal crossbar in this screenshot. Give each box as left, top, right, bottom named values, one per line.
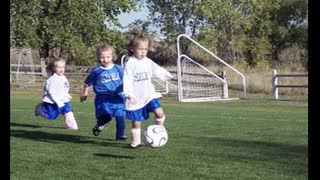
left=176, top=34, right=247, bottom=102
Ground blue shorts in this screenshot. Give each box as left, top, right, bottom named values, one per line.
left=41, top=102, right=72, bottom=120
left=95, top=101, right=125, bottom=125
left=126, top=99, right=161, bottom=121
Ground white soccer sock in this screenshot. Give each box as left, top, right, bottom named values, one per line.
left=154, top=115, right=166, bottom=126
left=131, top=128, right=141, bottom=147
left=64, top=112, right=79, bottom=130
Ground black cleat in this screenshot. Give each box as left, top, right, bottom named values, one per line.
left=92, top=125, right=104, bottom=136
left=34, top=103, right=44, bottom=116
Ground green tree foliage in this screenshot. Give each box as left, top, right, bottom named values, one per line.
left=146, top=0, right=203, bottom=43
left=195, top=0, right=281, bottom=66
left=10, top=0, right=138, bottom=65
left=269, top=0, right=308, bottom=68
left=146, top=0, right=281, bottom=66
left=146, top=0, right=307, bottom=68
left=127, top=19, right=157, bottom=36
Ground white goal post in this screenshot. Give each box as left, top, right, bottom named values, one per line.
left=176, top=34, right=247, bottom=102
left=10, top=48, right=36, bottom=84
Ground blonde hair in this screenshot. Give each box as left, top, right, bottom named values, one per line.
left=96, top=44, right=117, bottom=62
left=127, top=29, right=152, bottom=56
left=46, top=56, right=66, bottom=76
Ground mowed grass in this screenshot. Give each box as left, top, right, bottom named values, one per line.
left=10, top=90, right=308, bottom=180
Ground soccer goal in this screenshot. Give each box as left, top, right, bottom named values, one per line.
left=10, top=48, right=36, bottom=85
left=176, top=34, right=247, bottom=102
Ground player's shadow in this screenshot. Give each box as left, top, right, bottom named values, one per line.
left=10, top=129, right=127, bottom=148
left=10, top=122, right=62, bottom=129
left=93, top=153, right=135, bottom=159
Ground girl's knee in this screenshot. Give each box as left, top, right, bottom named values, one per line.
left=154, top=108, right=164, bottom=118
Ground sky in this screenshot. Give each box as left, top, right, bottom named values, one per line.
left=117, top=6, right=149, bottom=27
left=115, top=5, right=163, bottom=37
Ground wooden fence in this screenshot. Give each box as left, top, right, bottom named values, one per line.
left=272, top=69, right=308, bottom=99
left=10, top=62, right=90, bottom=77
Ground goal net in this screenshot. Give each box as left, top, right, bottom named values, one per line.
left=10, top=48, right=36, bottom=85
left=176, top=34, right=246, bottom=102
left=178, top=55, right=228, bottom=102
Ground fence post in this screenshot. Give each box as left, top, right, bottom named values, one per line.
left=222, top=71, right=229, bottom=98
left=272, top=69, right=278, bottom=99
left=40, top=59, right=47, bottom=77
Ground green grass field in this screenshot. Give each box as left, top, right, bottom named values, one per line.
left=10, top=90, right=308, bottom=180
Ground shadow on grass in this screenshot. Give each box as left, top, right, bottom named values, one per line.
left=10, top=122, right=41, bottom=128
left=10, top=128, right=128, bottom=148
left=93, top=153, right=135, bottom=159
left=10, top=122, right=63, bottom=129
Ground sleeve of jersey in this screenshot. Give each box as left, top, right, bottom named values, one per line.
left=151, top=61, right=173, bottom=81
left=47, top=79, right=65, bottom=108
left=84, top=68, right=96, bottom=86
left=117, top=65, right=124, bottom=80
left=123, top=62, right=135, bottom=99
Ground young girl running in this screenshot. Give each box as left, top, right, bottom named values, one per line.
left=34, top=56, right=79, bottom=130
left=123, top=31, right=173, bottom=149
left=80, top=44, right=127, bottom=141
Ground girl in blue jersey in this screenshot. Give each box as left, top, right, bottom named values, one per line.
left=80, top=44, right=127, bottom=141
left=123, top=31, right=173, bottom=149
left=34, top=56, right=79, bottom=130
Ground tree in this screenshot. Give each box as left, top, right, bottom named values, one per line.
left=195, top=0, right=281, bottom=66
left=269, top=0, right=308, bottom=65
left=127, top=19, right=157, bottom=36
left=146, top=0, right=282, bottom=67
left=10, top=0, right=138, bottom=65
left=146, top=0, right=203, bottom=42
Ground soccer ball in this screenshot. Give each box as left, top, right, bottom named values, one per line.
left=142, top=125, right=168, bottom=148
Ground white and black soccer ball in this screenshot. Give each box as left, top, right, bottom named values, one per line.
left=142, top=125, right=168, bottom=148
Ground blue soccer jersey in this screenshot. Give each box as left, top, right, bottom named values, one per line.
left=84, top=64, right=123, bottom=95
left=84, top=64, right=124, bottom=103
left=84, top=64, right=126, bottom=139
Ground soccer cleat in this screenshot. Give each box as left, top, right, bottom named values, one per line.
left=92, top=125, right=104, bottom=136
left=116, top=135, right=128, bottom=141
left=131, top=144, right=143, bottom=149
left=34, top=103, right=44, bottom=116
